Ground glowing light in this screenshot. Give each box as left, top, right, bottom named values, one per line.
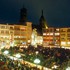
left=35, top=51, right=39, bottom=55
left=52, top=65, right=58, bottom=69
left=37, top=36, right=43, bottom=45
left=56, top=29, right=59, bottom=31
left=31, top=29, right=37, bottom=47
left=34, top=58, right=40, bottom=64
left=9, top=56, right=18, bottom=60
left=61, top=42, right=66, bottom=45
left=66, top=67, right=70, bottom=70
left=15, top=54, right=21, bottom=58
left=10, top=42, right=14, bottom=47
left=28, top=40, right=31, bottom=43
left=3, top=50, right=9, bottom=55
left=43, top=67, right=51, bottom=70
left=13, top=57, right=18, bottom=60
left=43, top=33, right=46, bottom=35
left=47, top=33, right=49, bottom=35
left=55, top=33, right=60, bottom=35
left=46, top=26, right=48, bottom=29
left=9, top=56, right=14, bottom=60
left=67, top=42, right=70, bottom=44
left=50, top=33, right=53, bottom=35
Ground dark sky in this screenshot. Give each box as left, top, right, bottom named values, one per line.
left=0, top=0, right=70, bottom=27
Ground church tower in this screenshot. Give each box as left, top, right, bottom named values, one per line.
left=39, top=10, right=47, bottom=28
left=19, top=7, right=27, bottom=23
left=39, top=10, right=48, bottom=35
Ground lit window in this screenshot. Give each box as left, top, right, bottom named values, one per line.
left=50, top=33, right=53, bottom=35
left=61, top=42, right=66, bottom=45
left=67, top=42, right=70, bottom=44
left=43, top=33, right=46, bottom=35
left=56, top=29, right=59, bottom=31
left=55, top=33, right=60, bottom=35
left=14, top=36, right=19, bottom=38
left=47, top=33, right=49, bottom=35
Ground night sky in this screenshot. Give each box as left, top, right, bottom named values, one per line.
left=0, top=0, right=70, bottom=27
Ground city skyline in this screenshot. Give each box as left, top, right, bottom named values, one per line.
left=0, top=0, right=70, bottom=27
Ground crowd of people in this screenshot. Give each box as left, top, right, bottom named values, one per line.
left=0, top=54, right=40, bottom=70
left=24, top=45, right=70, bottom=69
left=0, top=45, right=70, bottom=70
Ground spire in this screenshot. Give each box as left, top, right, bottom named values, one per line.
left=39, top=10, right=48, bottom=29
left=42, top=10, right=43, bottom=16
left=40, top=10, right=44, bottom=20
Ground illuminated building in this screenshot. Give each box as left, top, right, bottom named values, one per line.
left=36, top=10, right=70, bottom=49
left=0, top=7, right=70, bottom=49
left=31, top=28, right=43, bottom=47
left=60, top=28, right=70, bottom=49
left=43, top=28, right=60, bottom=47
left=42, top=27, right=70, bottom=48
left=0, top=22, right=32, bottom=48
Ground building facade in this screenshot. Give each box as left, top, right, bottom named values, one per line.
left=0, top=22, right=32, bottom=48
left=37, top=10, right=70, bottom=49
left=60, top=28, right=70, bottom=48
left=43, top=28, right=60, bottom=47
left=42, top=27, right=70, bottom=48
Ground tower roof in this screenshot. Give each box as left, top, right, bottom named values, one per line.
left=39, top=10, right=48, bottom=29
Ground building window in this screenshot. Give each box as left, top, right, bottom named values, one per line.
left=43, top=33, right=46, bottom=35
left=61, top=34, right=65, bottom=36
left=60, top=29, right=66, bottom=32
left=14, top=36, right=19, bottom=38
left=46, top=33, right=49, bottom=35
left=67, top=38, right=70, bottom=40
left=61, top=42, right=66, bottom=45
left=1, top=31, right=4, bottom=34
left=10, top=31, right=13, bottom=34
left=55, top=33, right=60, bottom=35
left=56, top=29, right=59, bottom=31
left=15, top=27, right=20, bottom=30
left=61, top=38, right=65, bottom=40
left=67, top=42, right=70, bottom=44
left=67, top=29, right=70, bottom=32
left=10, top=27, right=13, bottom=30
left=67, top=34, right=70, bottom=37
left=50, top=33, right=53, bottom=35
left=1, top=26, right=5, bottom=29
left=46, top=29, right=49, bottom=32
left=43, top=29, right=46, bottom=33
left=50, top=29, right=53, bottom=32
left=6, top=31, right=9, bottom=34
